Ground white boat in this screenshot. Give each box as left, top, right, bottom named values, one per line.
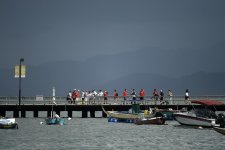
left=0, top=117, right=18, bottom=129
left=173, top=100, right=224, bottom=127
left=173, top=111, right=216, bottom=127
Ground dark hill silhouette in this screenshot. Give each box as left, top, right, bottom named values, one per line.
left=100, top=72, right=225, bottom=95
left=0, top=44, right=224, bottom=96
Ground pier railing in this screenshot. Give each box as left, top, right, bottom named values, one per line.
left=0, top=95, right=225, bottom=105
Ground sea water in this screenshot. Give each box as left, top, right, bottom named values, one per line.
left=0, top=116, right=225, bottom=150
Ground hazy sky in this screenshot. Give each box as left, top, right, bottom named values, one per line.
left=0, top=0, right=224, bottom=68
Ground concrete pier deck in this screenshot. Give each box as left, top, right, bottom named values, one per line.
left=0, top=95, right=225, bottom=118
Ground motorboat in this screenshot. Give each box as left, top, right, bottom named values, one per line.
left=173, top=100, right=224, bottom=127
left=0, top=117, right=18, bottom=129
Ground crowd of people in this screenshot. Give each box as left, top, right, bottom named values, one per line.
left=66, top=88, right=191, bottom=105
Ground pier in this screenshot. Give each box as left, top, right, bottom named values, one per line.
left=0, top=95, right=225, bottom=118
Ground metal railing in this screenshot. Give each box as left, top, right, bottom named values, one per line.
left=0, top=95, right=225, bottom=105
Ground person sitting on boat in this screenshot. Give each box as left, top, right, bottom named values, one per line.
left=55, top=114, right=60, bottom=120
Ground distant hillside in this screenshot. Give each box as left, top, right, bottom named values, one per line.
left=0, top=44, right=224, bottom=96
left=100, top=72, right=225, bottom=95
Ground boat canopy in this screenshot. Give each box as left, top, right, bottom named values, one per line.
left=191, top=100, right=224, bottom=106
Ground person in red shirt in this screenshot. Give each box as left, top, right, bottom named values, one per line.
left=123, top=89, right=128, bottom=104
left=103, top=90, right=108, bottom=104
left=139, top=89, right=145, bottom=104
left=139, top=89, right=145, bottom=100
left=72, top=90, right=77, bottom=104
left=76, top=90, right=80, bottom=102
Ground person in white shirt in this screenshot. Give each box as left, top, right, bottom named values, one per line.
left=185, top=89, right=190, bottom=104
left=168, top=90, right=173, bottom=105
left=55, top=114, right=60, bottom=119
left=97, top=90, right=104, bottom=104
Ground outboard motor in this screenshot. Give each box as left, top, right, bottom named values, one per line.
left=216, top=113, right=225, bottom=127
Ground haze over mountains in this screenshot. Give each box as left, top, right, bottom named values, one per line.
left=1, top=43, right=224, bottom=96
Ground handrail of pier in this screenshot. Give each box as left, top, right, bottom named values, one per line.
left=0, top=95, right=225, bottom=105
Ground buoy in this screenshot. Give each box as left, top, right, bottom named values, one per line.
left=198, top=126, right=203, bottom=129
left=40, top=122, right=44, bottom=124
left=68, top=117, right=72, bottom=120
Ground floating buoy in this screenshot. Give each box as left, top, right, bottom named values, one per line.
left=40, top=122, right=44, bottom=124
left=198, top=126, right=203, bottom=129
left=68, top=117, right=72, bottom=120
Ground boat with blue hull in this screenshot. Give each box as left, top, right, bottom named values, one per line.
left=108, top=117, right=134, bottom=123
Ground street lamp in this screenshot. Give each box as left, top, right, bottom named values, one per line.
left=19, top=58, right=24, bottom=106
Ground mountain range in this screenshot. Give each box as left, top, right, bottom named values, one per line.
left=0, top=44, right=224, bottom=96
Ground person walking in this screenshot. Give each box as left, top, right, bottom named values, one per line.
left=103, top=90, right=108, bottom=104
left=152, top=89, right=159, bottom=105
left=131, top=89, right=136, bottom=104
left=168, top=90, right=173, bottom=105
left=123, top=89, right=128, bottom=104
left=139, top=89, right=145, bottom=104
left=113, top=89, right=119, bottom=102
left=185, top=89, right=190, bottom=104
left=159, top=90, right=165, bottom=105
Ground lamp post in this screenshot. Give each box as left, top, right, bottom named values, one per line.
left=19, top=58, right=24, bottom=106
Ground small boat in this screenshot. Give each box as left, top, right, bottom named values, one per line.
left=0, top=117, right=18, bottom=129
left=173, top=100, right=224, bottom=127
left=134, top=117, right=165, bottom=125
left=102, top=105, right=139, bottom=120
left=134, top=112, right=166, bottom=125
left=45, top=87, right=65, bottom=125
left=214, top=127, right=225, bottom=135
left=45, top=117, right=65, bottom=125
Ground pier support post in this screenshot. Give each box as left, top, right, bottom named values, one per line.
left=0, top=110, right=6, bottom=117
left=68, top=111, right=72, bottom=118
left=47, top=111, right=51, bottom=117
left=21, top=110, right=26, bottom=118
left=34, top=111, right=38, bottom=118
left=14, top=110, right=19, bottom=118
left=102, top=111, right=107, bottom=118
left=90, top=110, right=95, bottom=118
left=82, top=110, right=88, bottom=118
